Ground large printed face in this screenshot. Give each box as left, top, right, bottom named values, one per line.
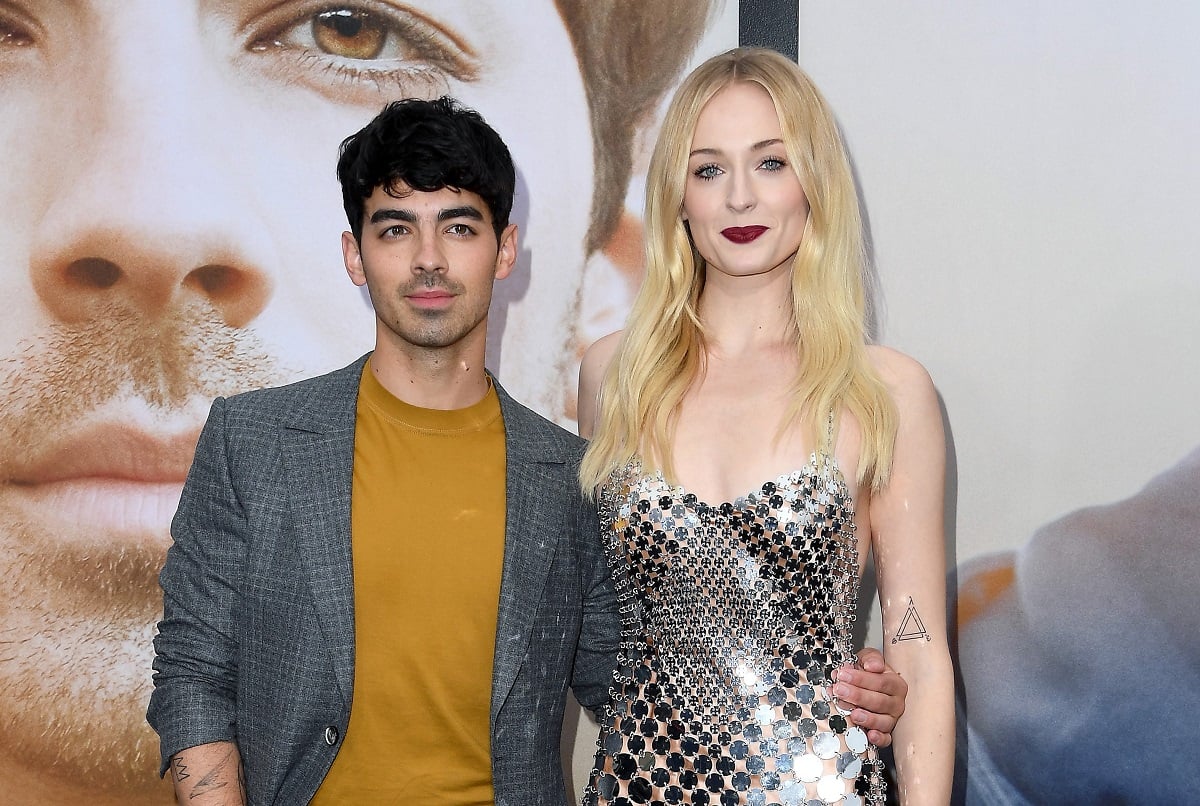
left=0, top=1, right=591, bottom=801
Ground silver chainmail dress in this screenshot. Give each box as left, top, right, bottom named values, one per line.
left=584, top=455, right=885, bottom=806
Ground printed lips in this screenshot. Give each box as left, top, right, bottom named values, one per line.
left=4, top=407, right=201, bottom=544
left=721, top=226, right=768, bottom=244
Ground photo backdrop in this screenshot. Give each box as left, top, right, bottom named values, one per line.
left=2, top=1, right=1195, bottom=804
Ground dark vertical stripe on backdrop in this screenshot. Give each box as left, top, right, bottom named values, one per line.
left=738, top=0, right=799, bottom=61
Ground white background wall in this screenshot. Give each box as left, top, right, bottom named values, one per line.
left=796, top=2, right=1200, bottom=573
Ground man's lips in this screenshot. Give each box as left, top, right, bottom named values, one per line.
left=407, top=289, right=456, bottom=308
left=721, top=226, right=769, bottom=244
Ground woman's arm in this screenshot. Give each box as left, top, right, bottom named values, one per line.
left=868, top=349, right=955, bottom=805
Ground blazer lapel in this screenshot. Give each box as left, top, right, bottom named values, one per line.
left=490, top=382, right=569, bottom=724
left=280, top=356, right=367, bottom=707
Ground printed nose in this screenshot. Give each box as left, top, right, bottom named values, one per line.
left=32, top=226, right=274, bottom=328
left=28, top=8, right=278, bottom=328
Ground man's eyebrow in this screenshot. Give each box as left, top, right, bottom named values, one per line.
left=688, top=138, right=785, bottom=158
left=438, top=206, right=484, bottom=222
left=369, top=208, right=416, bottom=224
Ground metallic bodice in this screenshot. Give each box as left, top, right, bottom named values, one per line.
left=586, top=456, right=884, bottom=806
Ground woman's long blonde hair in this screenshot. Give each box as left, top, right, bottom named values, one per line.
left=580, top=48, right=896, bottom=493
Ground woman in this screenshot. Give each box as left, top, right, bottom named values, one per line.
left=578, top=49, right=953, bottom=805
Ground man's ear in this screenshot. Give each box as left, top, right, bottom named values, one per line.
left=342, top=231, right=366, bottom=287
left=494, top=223, right=519, bottom=280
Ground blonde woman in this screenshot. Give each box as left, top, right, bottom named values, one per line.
left=578, top=49, right=953, bottom=806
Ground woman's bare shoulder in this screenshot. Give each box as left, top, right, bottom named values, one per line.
left=866, top=344, right=938, bottom=412
left=578, top=331, right=624, bottom=438
left=581, top=330, right=624, bottom=378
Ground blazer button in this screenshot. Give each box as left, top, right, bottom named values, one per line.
left=324, top=726, right=339, bottom=746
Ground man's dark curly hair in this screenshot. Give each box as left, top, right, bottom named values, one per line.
left=337, top=97, right=515, bottom=243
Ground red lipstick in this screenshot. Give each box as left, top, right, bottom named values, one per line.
left=722, top=226, right=767, bottom=244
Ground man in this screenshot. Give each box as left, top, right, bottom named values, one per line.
left=0, top=4, right=724, bottom=803
left=149, top=96, right=619, bottom=804
left=148, top=98, right=908, bottom=805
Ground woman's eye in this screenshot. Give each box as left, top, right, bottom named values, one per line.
left=761, top=157, right=786, bottom=171
left=693, top=164, right=722, bottom=180
left=0, top=25, right=32, bottom=48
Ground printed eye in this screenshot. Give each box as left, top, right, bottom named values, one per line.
left=311, top=10, right=390, bottom=60
left=0, top=7, right=36, bottom=49
left=245, top=3, right=480, bottom=98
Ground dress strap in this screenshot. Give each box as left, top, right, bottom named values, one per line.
left=822, top=409, right=837, bottom=455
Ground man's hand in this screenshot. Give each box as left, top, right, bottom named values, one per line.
left=833, top=647, right=908, bottom=747
left=169, top=741, right=246, bottom=805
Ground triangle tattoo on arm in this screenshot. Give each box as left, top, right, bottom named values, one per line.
left=892, top=596, right=931, bottom=643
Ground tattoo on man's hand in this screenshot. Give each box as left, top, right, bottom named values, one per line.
left=189, top=772, right=230, bottom=799
left=177, top=746, right=242, bottom=801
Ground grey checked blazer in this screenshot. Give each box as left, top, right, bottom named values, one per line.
left=148, top=355, right=618, bottom=805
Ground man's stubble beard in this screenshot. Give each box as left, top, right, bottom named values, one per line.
left=383, top=274, right=490, bottom=352
left=0, top=299, right=292, bottom=796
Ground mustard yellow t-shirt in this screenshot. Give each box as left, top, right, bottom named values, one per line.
left=312, top=363, right=506, bottom=805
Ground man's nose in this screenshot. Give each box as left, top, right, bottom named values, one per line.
left=29, top=8, right=276, bottom=328
left=412, top=231, right=448, bottom=274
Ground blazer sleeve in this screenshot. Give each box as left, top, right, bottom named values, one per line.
left=147, top=396, right=247, bottom=775
left=570, top=491, right=620, bottom=713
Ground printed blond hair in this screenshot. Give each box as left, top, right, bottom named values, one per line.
left=580, top=48, right=897, bottom=493
left=555, top=0, right=718, bottom=252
